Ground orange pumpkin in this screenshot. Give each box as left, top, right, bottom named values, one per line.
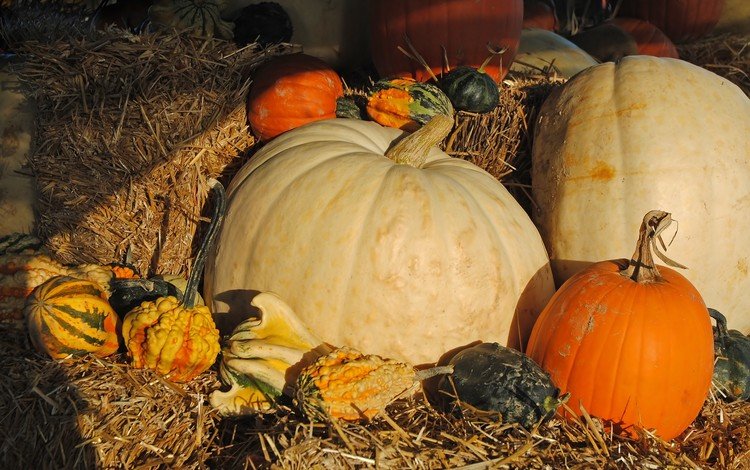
left=526, top=210, right=714, bottom=441
left=369, top=0, right=523, bottom=83
left=246, top=53, right=344, bottom=142
left=618, top=0, right=725, bottom=43
left=523, top=0, right=556, bottom=30
left=611, top=18, right=679, bottom=58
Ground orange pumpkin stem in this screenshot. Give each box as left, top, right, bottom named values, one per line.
left=622, top=210, right=687, bottom=283
left=385, top=114, right=454, bottom=168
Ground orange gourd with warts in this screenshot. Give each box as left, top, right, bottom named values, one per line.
left=122, top=180, right=224, bottom=383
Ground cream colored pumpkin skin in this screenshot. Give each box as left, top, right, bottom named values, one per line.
left=532, top=56, right=750, bottom=334
left=511, top=28, right=598, bottom=79
left=205, top=119, right=555, bottom=365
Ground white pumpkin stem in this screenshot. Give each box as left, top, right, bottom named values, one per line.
left=622, top=210, right=687, bottom=283
left=385, top=114, right=454, bottom=168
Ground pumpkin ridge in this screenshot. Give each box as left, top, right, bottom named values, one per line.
left=556, top=271, right=629, bottom=400
left=37, top=326, right=84, bottom=356
left=600, top=278, right=642, bottom=418
left=332, top=163, right=396, bottom=342
left=49, top=277, right=105, bottom=298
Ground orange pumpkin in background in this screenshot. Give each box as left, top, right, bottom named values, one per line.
left=612, top=17, right=679, bottom=58
left=618, top=0, right=725, bottom=43
left=523, top=0, right=557, bottom=31
left=369, top=0, right=523, bottom=83
left=526, top=211, right=714, bottom=441
left=246, top=53, right=344, bottom=142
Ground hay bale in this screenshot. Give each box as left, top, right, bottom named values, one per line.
left=677, top=34, right=750, bottom=97
left=13, top=29, right=275, bottom=276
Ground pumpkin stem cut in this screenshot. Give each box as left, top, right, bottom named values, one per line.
left=385, top=114, right=454, bottom=168
left=622, top=210, right=687, bottom=283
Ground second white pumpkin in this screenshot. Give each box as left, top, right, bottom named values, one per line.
left=532, top=56, right=750, bottom=333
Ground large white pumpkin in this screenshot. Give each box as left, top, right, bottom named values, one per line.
left=205, top=117, right=555, bottom=364
left=532, top=56, right=750, bottom=333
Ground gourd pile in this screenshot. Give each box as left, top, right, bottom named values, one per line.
left=1, top=0, right=749, bottom=467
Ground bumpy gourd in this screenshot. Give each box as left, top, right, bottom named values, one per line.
left=25, top=275, right=121, bottom=359
left=122, top=179, right=224, bottom=383
left=437, top=342, right=567, bottom=429
left=296, top=346, right=451, bottom=422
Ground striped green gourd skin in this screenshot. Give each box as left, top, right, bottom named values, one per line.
left=439, top=66, right=500, bottom=114
left=366, top=78, right=454, bottom=132
left=149, top=0, right=235, bottom=39
left=25, top=275, right=121, bottom=359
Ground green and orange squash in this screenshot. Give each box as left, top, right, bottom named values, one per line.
left=25, top=275, right=121, bottom=359
left=366, top=78, right=453, bottom=131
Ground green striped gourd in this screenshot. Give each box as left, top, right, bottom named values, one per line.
left=148, top=0, right=234, bottom=39
left=25, top=275, right=121, bottom=359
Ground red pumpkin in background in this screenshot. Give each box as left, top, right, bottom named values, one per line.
left=612, top=17, right=679, bottom=58
left=618, top=0, right=725, bottom=43
left=370, top=0, right=523, bottom=83
left=246, top=54, right=344, bottom=142
left=523, top=0, right=556, bottom=30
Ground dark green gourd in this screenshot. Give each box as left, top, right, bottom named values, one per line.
left=437, top=342, right=568, bottom=429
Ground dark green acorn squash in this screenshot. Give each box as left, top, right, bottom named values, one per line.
left=366, top=78, right=453, bottom=132
left=335, top=96, right=365, bottom=120
left=108, top=274, right=202, bottom=317
left=709, top=308, right=750, bottom=401
left=437, top=342, right=568, bottom=429
left=439, top=66, right=499, bottom=114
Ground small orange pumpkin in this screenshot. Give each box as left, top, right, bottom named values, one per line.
left=246, top=53, right=344, bottom=142
left=526, top=210, right=714, bottom=441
